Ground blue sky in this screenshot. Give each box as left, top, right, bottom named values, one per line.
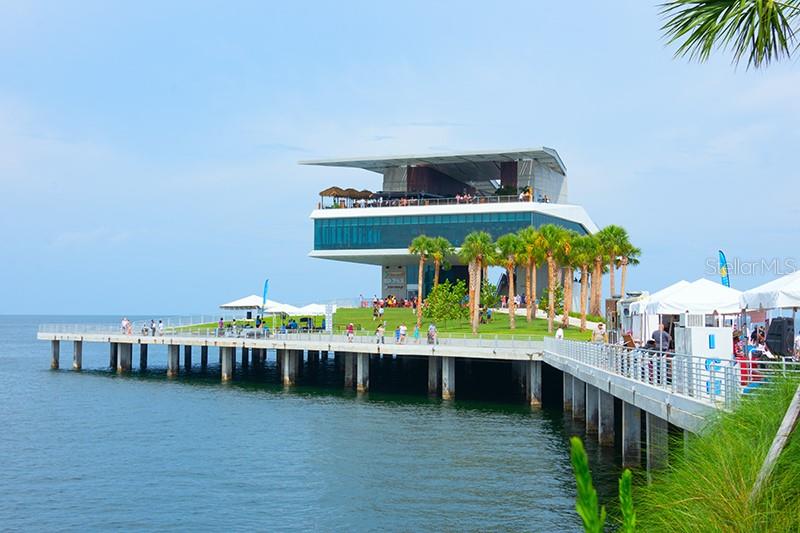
left=1, top=1, right=798, bottom=314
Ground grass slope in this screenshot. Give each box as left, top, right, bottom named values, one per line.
left=636, top=379, right=800, bottom=532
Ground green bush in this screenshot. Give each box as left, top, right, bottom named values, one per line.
left=423, top=280, right=468, bottom=326
left=539, top=282, right=564, bottom=315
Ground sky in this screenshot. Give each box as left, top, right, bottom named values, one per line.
left=1, top=1, right=798, bottom=314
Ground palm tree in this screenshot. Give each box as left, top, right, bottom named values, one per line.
left=556, top=231, right=579, bottom=329
left=517, top=227, right=542, bottom=322
left=430, top=236, right=454, bottom=288
left=618, top=242, right=641, bottom=299
left=409, top=235, right=435, bottom=331
left=661, top=0, right=800, bottom=69
left=598, top=225, right=630, bottom=299
left=459, top=231, right=494, bottom=334
left=571, top=235, right=597, bottom=332
left=534, top=224, right=568, bottom=333
left=496, top=233, right=523, bottom=330
left=589, top=235, right=606, bottom=317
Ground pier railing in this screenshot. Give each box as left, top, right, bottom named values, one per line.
left=544, top=338, right=800, bottom=409
left=38, top=322, right=545, bottom=351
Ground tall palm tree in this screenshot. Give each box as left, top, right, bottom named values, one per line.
left=589, top=235, right=606, bottom=317
left=618, top=242, right=641, bottom=299
left=496, top=233, right=523, bottom=330
left=430, top=236, right=454, bottom=288
left=459, top=231, right=494, bottom=334
left=556, top=231, right=579, bottom=329
left=534, top=224, right=568, bottom=333
left=598, top=225, right=630, bottom=299
left=571, top=235, right=597, bottom=332
left=661, top=0, right=800, bottom=69
left=517, top=227, right=542, bottom=322
left=409, top=235, right=435, bottom=331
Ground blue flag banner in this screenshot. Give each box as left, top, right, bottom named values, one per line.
left=718, top=251, right=730, bottom=287
left=262, top=279, right=269, bottom=312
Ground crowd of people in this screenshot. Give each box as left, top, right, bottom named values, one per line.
left=120, top=317, right=163, bottom=336
left=322, top=188, right=557, bottom=210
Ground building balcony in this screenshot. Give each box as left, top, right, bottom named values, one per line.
left=317, top=191, right=555, bottom=211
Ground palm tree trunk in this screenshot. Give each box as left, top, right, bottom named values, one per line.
left=620, top=257, right=628, bottom=298
left=547, top=254, right=555, bottom=333
left=508, top=263, right=516, bottom=330
left=580, top=266, right=589, bottom=331
left=591, top=257, right=603, bottom=316
left=472, top=259, right=482, bottom=334
left=433, top=259, right=441, bottom=288
left=562, top=268, right=572, bottom=328
left=609, top=261, right=616, bottom=298
left=416, top=257, right=424, bottom=330
left=525, top=260, right=533, bottom=322
left=468, top=261, right=476, bottom=324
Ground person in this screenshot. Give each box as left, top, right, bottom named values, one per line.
left=795, top=330, right=800, bottom=359
left=346, top=322, right=355, bottom=342
left=399, top=323, right=407, bottom=344
left=373, top=305, right=379, bottom=321
left=218, top=317, right=224, bottom=336
left=150, top=319, right=156, bottom=336
left=591, top=323, right=607, bottom=343
left=378, top=306, right=385, bottom=320
left=555, top=327, right=564, bottom=340
left=376, top=324, right=385, bottom=344
left=394, top=325, right=401, bottom=344
left=157, top=320, right=163, bottom=336
left=427, top=323, right=438, bottom=345
left=487, top=308, right=493, bottom=322
left=652, top=323, right=671, bottom=352
left=120, top=317, right=128, bottom=334
left=255, top=315, right=262, bottom=329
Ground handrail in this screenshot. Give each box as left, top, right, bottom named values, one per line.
left=318, top=193, right=555, bottom=210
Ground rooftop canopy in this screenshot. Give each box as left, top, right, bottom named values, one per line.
left=740, top=270, right=800, bottom=310
left=300, top=147, right=567, bottom=178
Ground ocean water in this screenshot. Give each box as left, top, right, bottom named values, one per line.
left=0, top=316, right=620, bottom=532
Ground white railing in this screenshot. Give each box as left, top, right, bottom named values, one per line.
left=39, top=323, right=545, bottom=351
left=543, top=338, right=800, bottom=409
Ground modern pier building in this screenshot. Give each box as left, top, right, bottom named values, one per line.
left=303, top=148, right=598, bottom=300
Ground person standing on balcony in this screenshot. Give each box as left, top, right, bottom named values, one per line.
left=651, top=323, right=671, bottom=352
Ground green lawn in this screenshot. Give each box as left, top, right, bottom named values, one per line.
left=177, top=307, right=591, bottom=341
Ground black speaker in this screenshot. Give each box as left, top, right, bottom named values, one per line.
left=766, top=317, right=794, bottom=357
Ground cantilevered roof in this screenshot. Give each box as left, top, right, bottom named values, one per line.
left=299, top=147, right=567, bottom=176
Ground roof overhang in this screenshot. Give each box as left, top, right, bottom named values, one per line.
left=299, top=147, right=567, bottom=177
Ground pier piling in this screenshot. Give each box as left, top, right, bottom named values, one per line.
left=50, top=340, right=60, bottom=370
left=572, top=377, right=586, bottom=420
left=622, top=402, right=642, bottom=467
left=109, top=343, right=118, bottom=370
left=72, top=341, right=82, bottom=371
left=598, top=389, right=615, bottom=445
left=356, top=353, right=369, bottom=393
left=562, top=372, right=572, bottom=411
left=221, top=346, right=234, bottom=382
left=646, top=413, right=669, bottom=471
left=585, top=383, right=599, bottom=434
left=442, top=357, right=455, bottom=400
left=343, top=353, right=354, bottom=389
left=200, top=346, right=208, bottom=370
left=167, top=345, right=180, bottom=378
left=281, top=350, right=297, bottom=386
left=241, top=347, right=249, bottom=370
left=184, top=345, right=192, bottom=372
left=139, top=344, right=148, bottom=371
left=527, top=360, right=542, bottom=406
left=427, top=356, right=441, bottom=395
left=117, top=344, right=132, bottom=373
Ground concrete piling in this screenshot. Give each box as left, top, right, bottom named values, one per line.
left=221, top=346, right=234, bottom=382
left=167, top=345, right=180, bottom=378
left=585, top=383, right=599, bottom=434
left=527, top=360, right=542, bottom=406
left=622, top=401, right=642, bottom=467
left=139, top=344, right=148, bottom=371
left=427, top=356, right=441, bottom=395
left=442, top=357, right=455, bottom=400
left=646, top=413, right=669, bottom=471
left=50, top=340, right=60, bottom=370
left=282, top=350, right=297, bottom=386
left=241, top=347, right=249, bottom=370
left=356, top=353, right=369, bottom=393
left=109, top=342, right=118, bottom=370
left=563, top=372, right=572, bottom=411
left=72, top=341, right=82, bottom=371
left=184, top=345, right=192, bottom=372
left=344, top=353, right=354, bottom=389
left=598, top=389, right=615, bottom=446
left=572, top=377, right=586, bottom=420
left=117, top=343, right=132, bottom=373
left=200, top=346, right=208, bottom=370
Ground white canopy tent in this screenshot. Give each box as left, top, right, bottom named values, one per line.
left=296, top=303, right=336, bottom=316
left=644, top=278, right=742, bottom=315
left=629, top=280, right=691, bottom=315
left=740, top=270, right=800, bottom=310
left=219, top=295, right=300, bottom=315
left=627, top=280, right=690, bottom=341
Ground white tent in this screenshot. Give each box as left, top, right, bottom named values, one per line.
left=265, top=302, right=301, bottom=315
left=220, top=295, right=264, bottom=310
left=644, top=278, right=742, bottom=315
left=296, top=303, right=335, bottom=316
left=740, top=270, right=800, bottom=310
left=629, top=280, right=691, bottom=315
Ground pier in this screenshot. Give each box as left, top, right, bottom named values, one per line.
left=39, top=323, right=795, bottom=470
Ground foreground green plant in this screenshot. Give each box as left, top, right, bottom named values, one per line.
left=637, top=379, right=800, bottom=532
left=570, top=437, right=635, bottom=532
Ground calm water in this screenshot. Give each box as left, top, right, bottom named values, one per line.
left=0, top=316, right=620, bottom=531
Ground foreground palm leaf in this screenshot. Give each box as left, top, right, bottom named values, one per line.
left=661, top=0, right=800, bottom=68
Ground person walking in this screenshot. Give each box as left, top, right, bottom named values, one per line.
left=399, top=323, right=407, bottom=344
left=218, top=317, right=224, bottom=337
left=394, top=325, right=401, bottom=344
left=591, top=323, right=607, bottom=344
left=427, top=323, right=438, bottom=345
left=346, top=322, right=355, bottom=342
left=413, top=324, right=420, bottom=344
left=158, top=320, right=163, bottom=336
left=150, top=319, right=156, bottom=336
left=376, top=324, right=385, bottom=344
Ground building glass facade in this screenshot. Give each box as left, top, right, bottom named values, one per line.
left=314, top=211, right=588, bottom=250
